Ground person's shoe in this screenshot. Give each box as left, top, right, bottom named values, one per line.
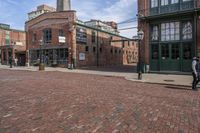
left=192, top=88, right=197, bottom=91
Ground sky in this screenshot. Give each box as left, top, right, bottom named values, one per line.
left=0, top=0, right=137, bottom=38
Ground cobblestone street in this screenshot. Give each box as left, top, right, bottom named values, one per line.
left=0, top=70, right=200, bottom=133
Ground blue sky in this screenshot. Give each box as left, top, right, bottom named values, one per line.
left=0, top=0, right=137, bottom=37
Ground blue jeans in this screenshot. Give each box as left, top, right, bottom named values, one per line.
left=192, top=72, right=199, bottom=90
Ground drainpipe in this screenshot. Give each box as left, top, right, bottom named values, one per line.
left=194, top=10, right=197, bottom=56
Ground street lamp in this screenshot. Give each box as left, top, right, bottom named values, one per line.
left=39, top=39, right=45, bottom=71
left=68, top=24, right=75, bottom=69
left=137, top=30, right=144, bottom=80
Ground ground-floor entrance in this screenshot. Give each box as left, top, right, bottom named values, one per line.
left=150, top=43, right=193, bottom=72
left=29, top=48, right=68, bottom=67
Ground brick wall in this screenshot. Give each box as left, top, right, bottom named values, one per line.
left=76, top=30, right=137, bottom=67
left=26, top=11, right=137, bottom=68
left=138, top=0, right=149, bottom=17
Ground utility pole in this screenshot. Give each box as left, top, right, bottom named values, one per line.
left=96, top=21, right=100, bottom=67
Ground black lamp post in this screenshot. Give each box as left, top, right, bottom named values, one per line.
left=39, top=39, right=45, bottom=71
left=137, top=30, right=144, bottom=80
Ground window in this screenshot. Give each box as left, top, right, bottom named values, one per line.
left=110, top=49, right=113, bottom=54
left=172, top=44, right=180, bottom=60
left=151, top=26, right=159, bottom=41
left=76, top=27, right=87, bottom=44
left=43, top=29, right=52, bottom=43
left=182, top=21, right=192, bottom=40
left=115, top=49, right=117, bottom=54
left=92, top=31, right=96, bottom=43
left=171, top=0, right=179, bottom=4
left=183, top=44, right=192, bottom=59
left=5, top=31, right=10, bottom=45
left=85, top=46, right=89, bottom=52
left=151, top=0, right=158, bottom=7
left=58, top=29, right=64, bottom=36
left=161, top=0, right=169, bottom=6
left=93, top=47, right=96, bottom=53
left=32, top=33, right=37, bottom=42
left=151, top=44, right=159, bottom=59
left=161, top=44, right=169, bottom=59
left=161, top=22, right=180, bottom=41
left=99, top=47, right=102, bottom=53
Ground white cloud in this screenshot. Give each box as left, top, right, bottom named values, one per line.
left=72, top=0, right=137, bottom=38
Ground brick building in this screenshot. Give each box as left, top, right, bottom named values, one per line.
left=25, top=2, right=137, bottom=68
left=138, top=0, right=200, bottom=72
left=0, top=24, right=26, bottom=66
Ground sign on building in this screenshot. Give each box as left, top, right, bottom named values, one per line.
left=79, top=53, right=85, bottom=61
left=0, top=23, right=10, bottom=29
left=58, top=36, right=66, bottom=43
left=15, top=42, right=23, bottom=46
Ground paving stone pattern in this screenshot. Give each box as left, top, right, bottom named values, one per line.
left=0, top=70, right=200, bottom=133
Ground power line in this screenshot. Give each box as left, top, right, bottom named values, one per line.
left=117, top=17, right=137, bottom=25
left=118, top=21, right=137, bottom=25
left=118, top=26, right=138, bottom=31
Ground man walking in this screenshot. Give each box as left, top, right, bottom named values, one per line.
left=192, top=56, right=200, bottom=90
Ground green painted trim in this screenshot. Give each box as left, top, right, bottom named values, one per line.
left=141, top=7, right=200, bottom=20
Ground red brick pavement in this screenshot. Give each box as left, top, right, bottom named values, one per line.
left=0, top=70, right=200, bottom=133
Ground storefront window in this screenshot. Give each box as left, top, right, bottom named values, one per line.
left=152, top=44, right=159, bottom=59
left=182, top=21, right=192, bottom=40
left=161, top=44, right=169, bottom=59
left=183, top=44, right=192, bottom=59
left=161, top=22, right=180, bottom=41
left=172, top=44, right=180, bottom=60
left=151, top=26, right=159, bottom=41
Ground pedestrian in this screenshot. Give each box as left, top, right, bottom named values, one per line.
left=9, top=56, right=13, bottom=68
left=14, top=57, right=18, bottom=66
left=192, top=56, right=200, bottom=91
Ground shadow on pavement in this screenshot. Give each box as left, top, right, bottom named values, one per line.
left=78, top=64, right=137, bottom=73
left=164, top=85, right=191, bottom=91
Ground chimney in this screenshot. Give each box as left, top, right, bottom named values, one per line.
left=57, top=0, right=71, bottom=11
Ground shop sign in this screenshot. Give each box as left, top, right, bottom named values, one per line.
left=15, top=42, right=23, bottom=46
left=79, top=53, right=85, bottom=61
left=59, top=36, right=66, bottom=43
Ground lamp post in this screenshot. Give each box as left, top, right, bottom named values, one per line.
left=39, top=39, right=45, bottom=71
left=137, top=30, right=144, bottom=80
left=68, top=24, right=75, bottom=69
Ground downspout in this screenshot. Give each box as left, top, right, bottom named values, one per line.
left=194, top=0, right=198, bottom=56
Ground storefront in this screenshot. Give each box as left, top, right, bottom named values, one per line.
left=29, top=47, right=68, bottom=67
left=150, top=19, right=194, bottom=72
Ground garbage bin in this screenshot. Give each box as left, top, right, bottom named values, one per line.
left=39, top=63, right=45, bottom=71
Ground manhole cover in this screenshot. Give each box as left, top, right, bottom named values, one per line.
left=164, top=80, right=175, bottom=82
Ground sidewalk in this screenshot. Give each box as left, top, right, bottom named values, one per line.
left=0, top=65, right=193, bottom=87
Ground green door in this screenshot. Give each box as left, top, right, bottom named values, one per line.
left=182, top=43, right=193, bottom=72
left=150, top=44, right=159, bottom=71
left=160, top=44, right=181, bottom=71
left=160, top=44, right=170, bottom=71
left=171, top=44, right=181, bottom=71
